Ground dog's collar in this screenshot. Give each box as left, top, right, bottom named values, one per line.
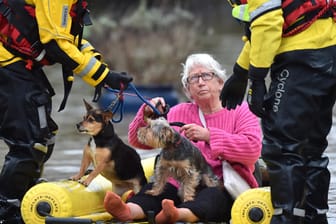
left=100, top=120, right=113, bottom=134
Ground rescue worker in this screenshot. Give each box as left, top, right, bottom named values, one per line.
left=0, top=0, right=132, bottom=222
left=220, top=0, right=336, bottom=223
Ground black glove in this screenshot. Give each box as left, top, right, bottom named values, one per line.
left=103, top=71, right=133, bottom=90
left=220, top=63, right=248, bottom=109
left=247, top=73, right=267, bottom=118
left=92, top=71, right=133, bottom=102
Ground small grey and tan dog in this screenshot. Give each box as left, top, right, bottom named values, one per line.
left=137, top=117, right=219, bottom=202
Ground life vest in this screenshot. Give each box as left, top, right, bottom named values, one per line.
left=0, top=0, right=92, bottom=111
left=0, top=0, right=91, bottom=66
left=230, top=0, right=336, bottom=36
left=0, top=0, right=48, bottom=65
left=282, top=0, right=335, bottom=36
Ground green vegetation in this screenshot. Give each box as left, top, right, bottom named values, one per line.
left=85, top=0, right=241, bottom=88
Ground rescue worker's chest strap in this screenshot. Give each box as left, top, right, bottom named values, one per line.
left=231, top=0, right=336, bottom=37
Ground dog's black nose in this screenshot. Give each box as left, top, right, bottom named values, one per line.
left=76, top=123, right=80, bottom=129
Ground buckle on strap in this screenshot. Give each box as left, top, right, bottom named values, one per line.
left=0, top=1, right=11, bottom=18
left=273, top=207, right=306, bottom=217
left=316, top=209, right=328, bottom=215
left=273, top=208, right=283, bottom=215
left=293, top=208, right=306, bottom=217
left=33, top=143, right=48, bottom=154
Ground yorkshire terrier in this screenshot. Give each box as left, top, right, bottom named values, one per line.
left=137, top=117, right=219, bottom=202
left=70, top=99, right=147, bottom=195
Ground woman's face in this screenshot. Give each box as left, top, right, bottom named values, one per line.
left=186, top=65, right=224, bottom=102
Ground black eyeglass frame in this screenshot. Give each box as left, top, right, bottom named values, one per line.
left=187, top=72, right=216, bottom=84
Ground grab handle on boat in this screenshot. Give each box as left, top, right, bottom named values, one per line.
left=45, top=217, right=92, bottom=224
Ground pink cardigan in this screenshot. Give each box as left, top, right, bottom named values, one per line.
left=128, top=101, right=262, bottom=188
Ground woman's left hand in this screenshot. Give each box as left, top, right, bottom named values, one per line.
left=180, top=124, right=210, bottom=143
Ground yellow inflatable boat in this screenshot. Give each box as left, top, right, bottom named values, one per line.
left=20, top=156, right=274, bottom=224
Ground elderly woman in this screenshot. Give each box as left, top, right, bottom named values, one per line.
left=103, top=53, right=262, bottom=223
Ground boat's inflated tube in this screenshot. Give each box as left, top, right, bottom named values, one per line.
left=21, top=175, right=112, bottom=224
left=231, top=187, right=273, bottom=224
left=20, top=156, right=156, bottom=224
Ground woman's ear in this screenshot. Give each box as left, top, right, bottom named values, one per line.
left=218, top=79, right=224, bottom=92
left=218, top=77, right=225, bottom=85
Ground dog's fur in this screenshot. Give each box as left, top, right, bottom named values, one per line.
left=137, top=117, right=219, bottom=202
left=70, top=99, right=147, bottom=195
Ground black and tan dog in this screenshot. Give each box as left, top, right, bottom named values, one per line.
left=137, top=117, right=219, bottom=202
left=70, top=99, right=147, bottom=195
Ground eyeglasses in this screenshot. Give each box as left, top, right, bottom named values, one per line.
left=187, top=72, right=215, bottom=84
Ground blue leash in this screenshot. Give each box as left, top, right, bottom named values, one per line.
left=104, top=83, right=162, bottom=123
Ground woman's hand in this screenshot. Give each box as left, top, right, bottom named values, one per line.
left=180, top=124, right=210, bottom=143
left=143, top=97, right=166, bottom=120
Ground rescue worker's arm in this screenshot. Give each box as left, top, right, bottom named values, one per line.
left=79, top=39, right=104, bottom=62
left=33, top=0, right=132, bottom=89
left=248, top=0, right=283, bottom=77
left=246, top=0, right=283, bottom=117
left=220, top=40, right=250, bottom=109
left=236, top=40, right=250, bottom=71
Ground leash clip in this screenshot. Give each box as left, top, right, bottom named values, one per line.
left=105, top=84, right=126, bottom=123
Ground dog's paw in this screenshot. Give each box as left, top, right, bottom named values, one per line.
left=79, top=179, right=91, bottom=187
left=69, top=175, right=82, bottom=181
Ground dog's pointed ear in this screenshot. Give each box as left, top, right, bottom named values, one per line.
left=83, top=99, right=93, bottom=112
left=103, top=110, right=113, bottom=123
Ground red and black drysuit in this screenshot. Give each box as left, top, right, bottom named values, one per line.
left=0, top=0, right=132, bottom=214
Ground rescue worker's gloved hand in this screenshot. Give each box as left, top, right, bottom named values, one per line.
left=103, top=71, right=133, bottom=90
left=220, top=63, right=248, bottom=109
left=247, top=72, right=267, bottom=117
left=92, top=71, right=133, bottom=102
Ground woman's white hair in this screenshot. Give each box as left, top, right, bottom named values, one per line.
left=180, top=53, right=227, bottom=88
